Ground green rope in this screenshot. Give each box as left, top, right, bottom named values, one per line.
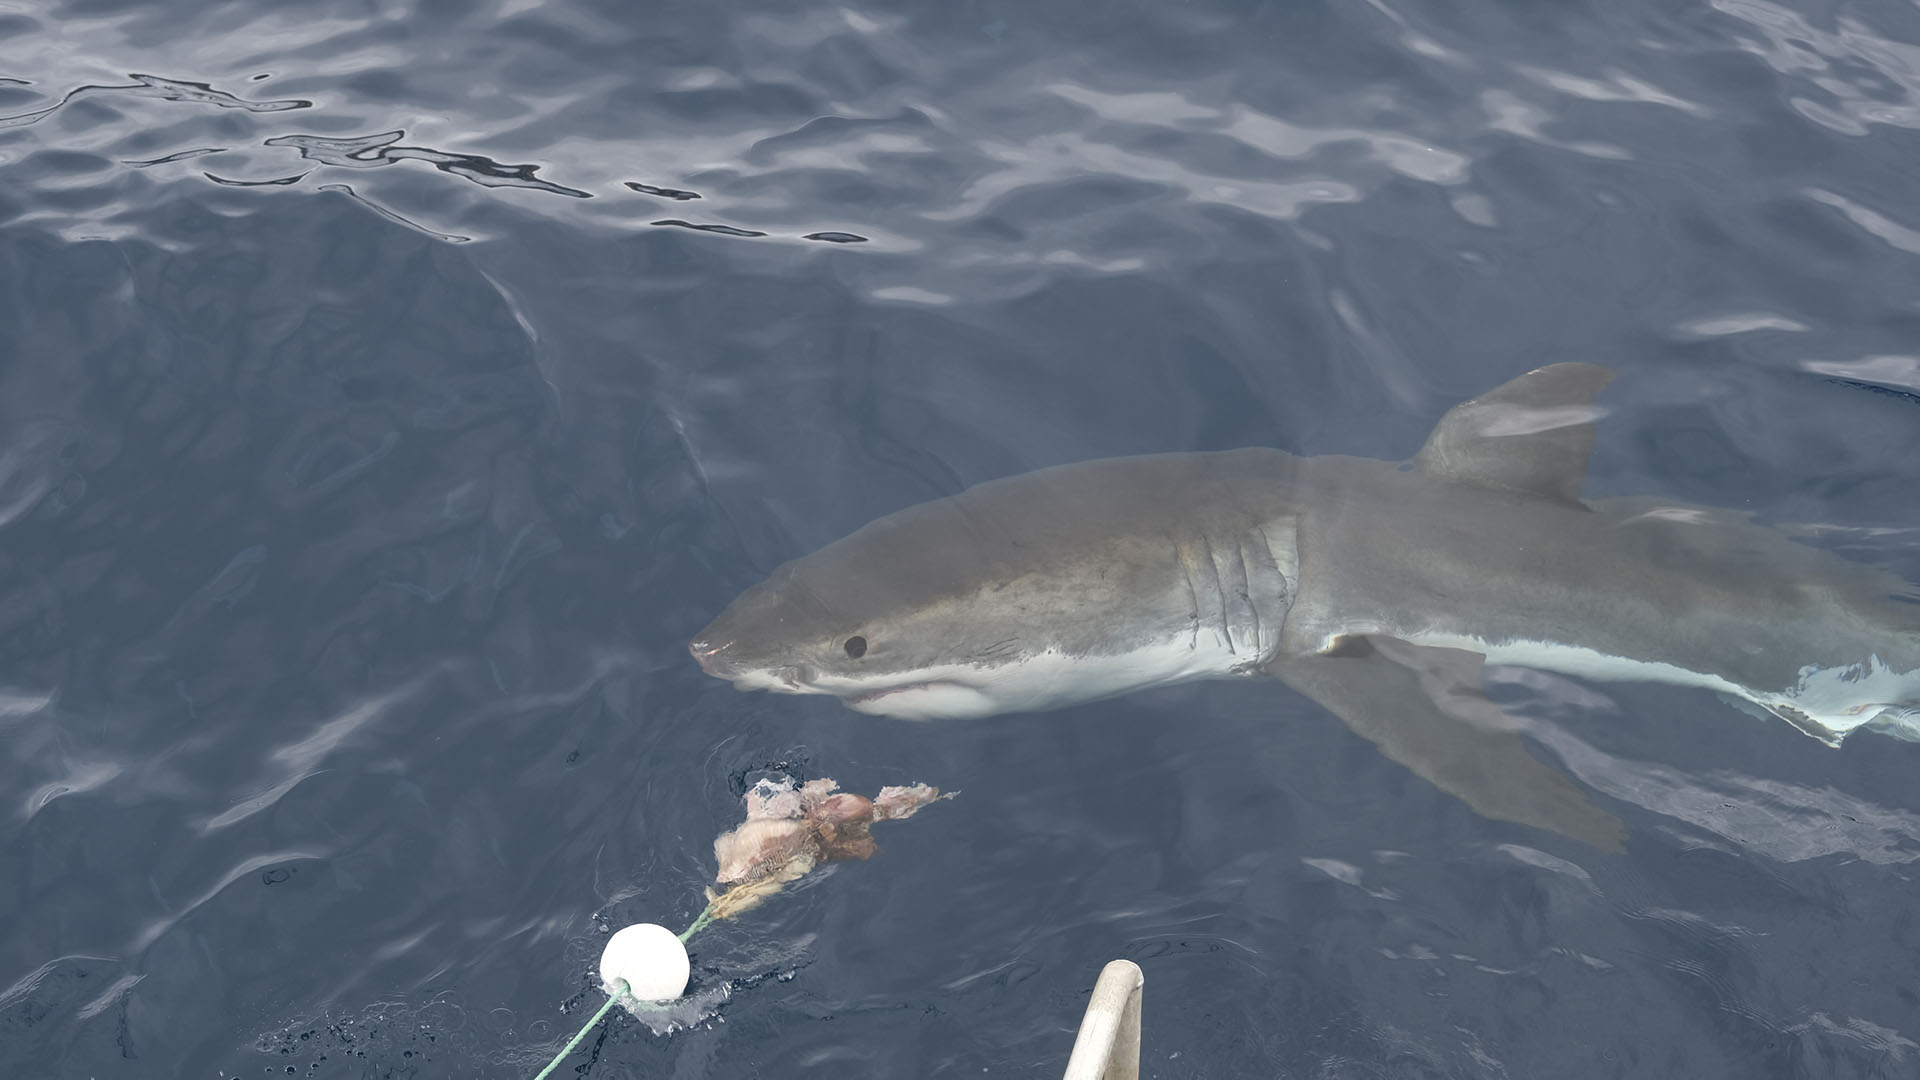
left=678, top=900, right=717, bottom=943
left=530, top=902, right=723, bottom=1080
left=531, top=978, right=628, bottom=1080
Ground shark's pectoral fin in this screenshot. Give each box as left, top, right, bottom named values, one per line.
left=1414, top=362, right=1613, bottom=505
left=1268, top=636, right=1628, bottom=852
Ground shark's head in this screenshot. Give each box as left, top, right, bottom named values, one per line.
left=690, top=454, right=1296, bottom=720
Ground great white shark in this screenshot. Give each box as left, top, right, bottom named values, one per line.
left=690, top=364, right=1920, bottom=849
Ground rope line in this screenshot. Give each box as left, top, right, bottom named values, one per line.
left=677, top=900, right=716, bottom=943
left=531, top=978, right=627, bottom=1080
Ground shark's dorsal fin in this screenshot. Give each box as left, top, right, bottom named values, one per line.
left=1414, top=363, right=1615, bottom=505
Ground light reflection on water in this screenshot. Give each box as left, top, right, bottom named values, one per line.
left=3, top=0, right=1920, bottom=1076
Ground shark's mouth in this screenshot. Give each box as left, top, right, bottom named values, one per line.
left=844, top=680, right=949, bottom=706
left=724, top=667, right=972, bottom=711
left=832, top=677, right=1005, bottom=720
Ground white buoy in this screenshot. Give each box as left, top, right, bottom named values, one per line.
left=599, top=923, right=690, bottom=1002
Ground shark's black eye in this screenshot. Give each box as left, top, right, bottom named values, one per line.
left=843, top=635, right=867, bottom=659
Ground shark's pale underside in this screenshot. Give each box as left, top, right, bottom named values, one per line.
left=691, top=365, right=1920, bottom=849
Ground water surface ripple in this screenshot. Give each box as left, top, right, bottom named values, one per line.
left=4, top=0, right=1920, bottom=1076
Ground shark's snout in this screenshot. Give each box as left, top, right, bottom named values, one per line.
left=689, top=635, right=801, bottom=691
left=689, top=638, right=734, bottom=676
left=691, top=634, right=826, bottom=697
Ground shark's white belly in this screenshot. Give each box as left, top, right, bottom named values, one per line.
left=1406, top=631, right=1920, bottom=742
left=830, top=632, right=1257, bottom=722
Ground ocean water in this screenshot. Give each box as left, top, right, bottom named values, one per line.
left=4, top=0, right=1920, bottom=1076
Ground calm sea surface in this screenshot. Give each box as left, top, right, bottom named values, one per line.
left=5, top=0, right=1920, bottom=1076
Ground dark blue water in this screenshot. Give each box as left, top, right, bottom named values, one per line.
left=5, top=0, right=1920, bottom=1076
